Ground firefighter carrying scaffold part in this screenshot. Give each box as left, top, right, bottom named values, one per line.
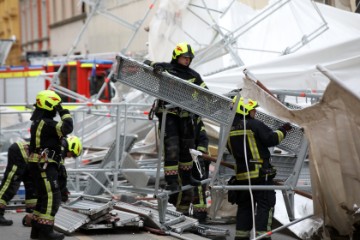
left=227, top=96, right=292, bottom=240
left=144, top=42, right=209, bottom=219
left=28, top=90, right=74, bottom=240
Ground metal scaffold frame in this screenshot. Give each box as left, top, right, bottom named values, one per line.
left=112, top=55, right=313, bottom=236
left=0, top=0, right=327, bottom=238
left=171, top=0, right=329, bottom=73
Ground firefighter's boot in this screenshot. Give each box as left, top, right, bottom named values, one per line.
left=38, top=224, right=64, bottom=240
left=23, top=213, right=33, bottom=227
left=30, top=219, right=39, bottom=239
left=0, top=208, right=13, bottom=226
left=193, top=210, right=207, bottom=223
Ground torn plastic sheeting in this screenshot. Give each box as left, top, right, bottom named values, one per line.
left=241, top=73, right=360, bottom=236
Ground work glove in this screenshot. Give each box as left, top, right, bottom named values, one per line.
left=281, top=122, right=293, bottom=131
left=54, top=103, right=63, bottom=112
left=61, top=187, right=70, bottom=202
left=278, top=122, right=292, bottom=135
left=153, top=63, right=166, bottom=74
left=143, top=59, right=152, bottom=66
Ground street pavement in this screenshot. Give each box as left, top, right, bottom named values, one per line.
left=2, top=211, right=300, bottom=240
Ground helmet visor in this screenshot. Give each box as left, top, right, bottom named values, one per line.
left=180, top=51, right=194, bottom=59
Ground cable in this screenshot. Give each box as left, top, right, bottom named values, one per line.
left=242, top=102, right=256, bottom=239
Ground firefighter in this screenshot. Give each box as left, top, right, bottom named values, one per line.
left=176, top=115, right=209, bottom=222
left=57, top=135, right=83, bottom=203
left=0, top=140, right=37, bottom=226
left=144, top=42, right=208, bottom=211
left=22, top=135, right=82, bottom=230
left=227, top=97, right=292, bottom=240
left=28, top=90, right=73, bottom=240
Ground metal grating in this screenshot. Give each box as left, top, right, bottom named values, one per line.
left=196, top=224, right=230, bottom=237
left=255, top=111, right=304, bottom=155
left=272, top=156, right=298, bottom=182
left=114, top=55, right=234, bottom=126
left=114, top=201, right=189, bottom=230
left=62, top=195, right=114, bottom=219
left=81, top=209, right=142, bottom=230
left=110, top=209, right=141, bottom=226
left=169, top=216, right=198, bottom=233
left=55, top=206, right=90, bottom=234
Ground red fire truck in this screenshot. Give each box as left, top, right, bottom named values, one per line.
left=0, top=59, right=114, bottom=103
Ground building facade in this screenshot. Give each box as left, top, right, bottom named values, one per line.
left=0, top=0, right=21, bottom=65
left=0, top=0, right=358, bottom=66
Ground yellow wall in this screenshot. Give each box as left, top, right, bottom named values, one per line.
left=239, top=0, right=269, bottom=10
left=0, top=0, right=21, bottom=65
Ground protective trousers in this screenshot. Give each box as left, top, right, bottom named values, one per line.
left=157, top=113, right=196, bottom=209
left=0, top=144, right=36, bottom=212
left=235, top=179, right=276, bottom=240
left=28, top=161, right=63, bottom=239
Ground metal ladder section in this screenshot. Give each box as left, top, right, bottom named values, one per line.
left=54, top=195, right=142, bottom=234
left=55, top=195, right=229, bottom=237
left=115, top=201, right=229, bottom=236
left=210, top=110, right=310, bottom=222
left=113, top=54, right=236, bottom=178
left=113, top=55, right=234, bottom=126
left=83, top=134, right=138, bottom=195
left=113, top=54, right=236, bottom=223
left=113, top=55, right=311, bottom=224
left=256, top=109, right=310, bottom=221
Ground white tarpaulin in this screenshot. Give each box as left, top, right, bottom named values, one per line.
left=204, top=36, right=360, bottom=97
left=241, top=72, right=360, bottom=236
left=147, top=0, right=360, bottom=74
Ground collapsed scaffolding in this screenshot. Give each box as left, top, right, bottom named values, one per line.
left=0, top=0, right=332, bottom=238
left=108, top=55, right=314, bottom=238
left=0, top=55, right=316, bottom=238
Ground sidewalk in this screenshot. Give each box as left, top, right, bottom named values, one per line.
left=2, top=211, right=300, bottom=240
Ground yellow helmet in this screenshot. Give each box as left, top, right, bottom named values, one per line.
left=172, top=42, right=195, bottom=60
left=233, top=96, right=259, bottom=115
left=66, top=136, right=83, bottom=157
left=35, top=90, right=62, bottom=111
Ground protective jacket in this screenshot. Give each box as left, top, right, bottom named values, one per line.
left=0, top=141, right=37, bottom=212
left=29, top=108, right=73, bottom=163
left=228, top=113, right=287, bottom=239
left=227, top=114, right=286, bottom=181
left=28, top=107, right=73, bottom=232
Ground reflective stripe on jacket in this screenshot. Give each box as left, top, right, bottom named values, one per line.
left=227, top=114, right=284, bottom=180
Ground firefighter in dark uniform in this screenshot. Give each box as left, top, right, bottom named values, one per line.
left=57, top=135, right=83, bottom=202
left=21, top=135, right=82, bottom=229
left=176, top=115, right=209, bottom=222
left=144, top=42, right=208, bottom=213
left=28, top=90, right=73, bottom=240
left=227, top=97, right=292, bottom=240
left=0, top=141, right=37, bottom=226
